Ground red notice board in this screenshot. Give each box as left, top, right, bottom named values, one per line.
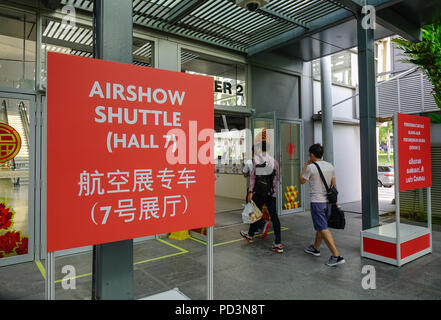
left=46, top=52, right=214, bottom=252
left=397, top=113, right=432, bottom=192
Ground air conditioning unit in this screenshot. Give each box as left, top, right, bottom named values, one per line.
left=236, top=0, right=270, bottom=12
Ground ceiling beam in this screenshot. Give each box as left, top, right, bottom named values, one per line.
left=257, top=7, right=310, bottom=29
left=247, top=0, right=419, bottom=56
left=376, top=7, right=421, bottom=43
left=332, top=0, right=421, bottom=42
left=247, top=8, right=353, bottom=56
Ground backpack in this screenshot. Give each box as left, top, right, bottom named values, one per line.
left=254, top=161, right=275, bottom=196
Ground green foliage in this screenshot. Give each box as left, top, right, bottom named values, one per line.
left=379, top=121, right=392, bottom=145
left=392, top=24, right=441, bottom=123
left=378, top=153, right=394, bottom=166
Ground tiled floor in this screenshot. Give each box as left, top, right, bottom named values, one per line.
left=0, top=210, right=440, bottom=300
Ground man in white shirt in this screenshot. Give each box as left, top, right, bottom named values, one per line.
left=300, top=143, right=345, bottom=267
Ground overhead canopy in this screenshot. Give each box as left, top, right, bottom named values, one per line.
left=58, top=0, right=441, bottom=61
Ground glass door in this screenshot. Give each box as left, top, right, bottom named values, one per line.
left=252, top=112, right=276, bottom=159
left=251, top=112, right=279, bottom=219
left=278, top=119, right=303, bottom=215
left=0, top=94, right=35, bottom=266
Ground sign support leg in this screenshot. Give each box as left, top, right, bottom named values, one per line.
left=207, top=226, right=214, bottom=300
left=45, top=252, right=55, bottom=300
left=428, top=187, right=432, bottom=252
left=393, top=113, right=401, bottom=267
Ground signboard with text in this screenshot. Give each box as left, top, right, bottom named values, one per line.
left=47, top=52, right=214, bottom=252
left=397, top=113, right=431, bottom=192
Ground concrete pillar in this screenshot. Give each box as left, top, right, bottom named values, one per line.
left=320, top=55, right=334, bottom=164
left=156, top=39, right=179, bottom=71
left=92, top=0, right=134, bottom=300
left=357, top=15, right=379, bottom=230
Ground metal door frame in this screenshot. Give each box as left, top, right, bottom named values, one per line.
left=0, top=91, right=37, bottom=267
left=277, top=118, right=304, bottom=216
left=251, top=113, right=305, bottom=216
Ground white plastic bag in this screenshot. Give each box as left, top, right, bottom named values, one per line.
left=241, top=202, right=254, bottom=224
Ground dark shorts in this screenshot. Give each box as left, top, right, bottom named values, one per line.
left=310, top=203, right=331, bottom=231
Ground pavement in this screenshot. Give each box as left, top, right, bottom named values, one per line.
left=0, top=204, right=440, bottom=300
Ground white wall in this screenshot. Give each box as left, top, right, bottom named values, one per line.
left=312, top=80, right=361, bottom=204
left=314, top=122, right=362, bottom=204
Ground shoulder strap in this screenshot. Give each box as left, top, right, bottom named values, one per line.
left=312, top=162, right=329, bottom=192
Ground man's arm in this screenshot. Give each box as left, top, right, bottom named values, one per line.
left=300, top=161, right=312, bottom=184
left=331, top=177, right=337, bottom=189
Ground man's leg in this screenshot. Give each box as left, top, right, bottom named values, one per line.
left=319, top=229, right=339, bottom=257
left=313, top=231, right=323, bottom=249
left=310, top=203, right=326, bottom=249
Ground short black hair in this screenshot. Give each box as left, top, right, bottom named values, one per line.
left=309, top=143, right=323, bottom=158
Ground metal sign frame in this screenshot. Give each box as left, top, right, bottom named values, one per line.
left=45, top=228, right=214, bottom=300
left=360, top=113, right=432, bottom=267
left=393, top=112, right=432, bottom=267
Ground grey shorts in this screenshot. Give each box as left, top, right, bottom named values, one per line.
left=310, top=203, right=331, bottom=231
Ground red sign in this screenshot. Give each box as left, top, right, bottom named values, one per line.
left=397, top=113, right=431, bottom=192
left=0, top=123, right=21, bottom=163
left=47, top=52, right=214, bottom=252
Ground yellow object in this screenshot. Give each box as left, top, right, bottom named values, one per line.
left=284, top=185, right=300, bottom=210
left=168, top=230, right=190, bottom=240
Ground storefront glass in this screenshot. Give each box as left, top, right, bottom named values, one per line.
left=214, top=114, right=247, bottom=174
left=0, top=97, right=31, bottom=259
left=181, top=49, right=247, bottom=107
left=0, top=8, right=36, bottom=90
left=213, top=114, right=248, bottom=215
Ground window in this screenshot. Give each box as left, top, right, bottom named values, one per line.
left=40, top=17, right=153, bottom=86
left=181, top=49, right=247, bottom=107
left=0, top=8, right=36, bottom=89
left=312, top=51, right=357, bottom=87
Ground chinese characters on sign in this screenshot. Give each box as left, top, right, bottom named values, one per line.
left=47, top=52, right=214, bottom=252
left=78, top=168, right=195, bottom=225
left=397, top=113, right=432, bottom=192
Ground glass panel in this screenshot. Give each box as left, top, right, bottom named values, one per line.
left=0, top=98, right=30, bottom=258
left=279, top=121, right=302, bottom=212
left=312, top=50, right=357, bottom=87
left=214, top=115, right=247, bottom=174
left=181, top=49, right=247, bottom=107
left=253, top=118, right=275, bottom=158
left=0, top=8, right=36, bottom=89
